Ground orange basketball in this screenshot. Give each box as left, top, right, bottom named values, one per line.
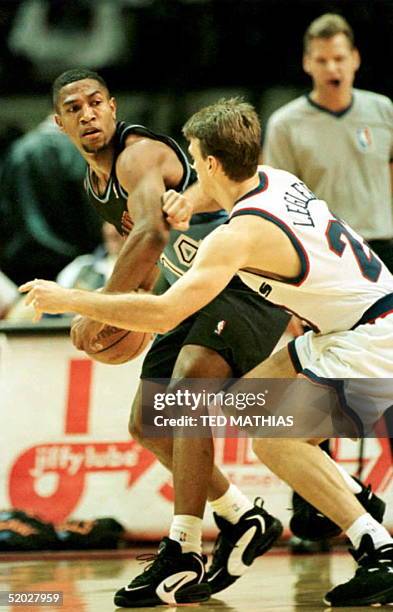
left=85, top=325, right=152, bottom=365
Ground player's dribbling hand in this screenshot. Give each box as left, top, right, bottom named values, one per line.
left=70, top=315, right=107, bottom=351
left=162, top=189, right=192, bottom=230
left=18, top=279, right=71, bottom=321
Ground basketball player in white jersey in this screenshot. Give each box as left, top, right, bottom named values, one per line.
left=263, top=11, right=393, bottom=533
left=20, top=98, right=393, bottom=608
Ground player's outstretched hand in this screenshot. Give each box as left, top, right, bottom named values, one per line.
left=162, top=189, right=192, bottom=230
left=19, top=279, right=72, bottom=321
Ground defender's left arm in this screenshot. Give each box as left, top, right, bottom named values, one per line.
left=19, top=224, right=250, bottom=332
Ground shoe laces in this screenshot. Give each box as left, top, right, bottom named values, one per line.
left=134, top=548, right=205, bottom=578
left=136, top=552, right=159, bottom=571
left=134, top=550, right=175, bottom=579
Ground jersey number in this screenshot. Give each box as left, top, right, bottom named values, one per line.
left=326, top=219, right=382, bottom=282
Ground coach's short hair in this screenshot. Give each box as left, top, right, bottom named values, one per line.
left=52, top=69, right=109, bottom=109
left=304, top=13, right=355, bottom=53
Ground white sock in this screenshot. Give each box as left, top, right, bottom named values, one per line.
left=209, top=484, right=254, bottom=524
left=169, top=515, right=202, bottom=555
left=346, top=513, right=392, bottom=550
left=323, top=451, right=362, bottom=494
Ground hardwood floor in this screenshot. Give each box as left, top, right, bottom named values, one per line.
left=0, top=547, right=378, bottom=611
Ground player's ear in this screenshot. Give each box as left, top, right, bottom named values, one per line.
left=303, top=53, right=311, bottom=75
left=54, top=113, right=64, bottom=132
left=207, top=155, right=218, bottom=175
left=109, top=97, right=117, bottom=119
left=352, top=47, right=361, bottom=72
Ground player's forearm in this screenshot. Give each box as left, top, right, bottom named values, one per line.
left=104, top=228, right=168, bottom=293
left=65, top=289, right=174, bottom=333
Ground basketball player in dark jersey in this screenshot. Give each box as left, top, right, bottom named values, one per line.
left=24, top=96, right=393, bottom=608
left=51, top=68, right=288, bottom=606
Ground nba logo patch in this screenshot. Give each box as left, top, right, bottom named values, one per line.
left=356, top=126, right=372, bottom=152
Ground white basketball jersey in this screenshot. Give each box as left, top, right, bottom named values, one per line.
left=231, top=166, right=393, bottom=334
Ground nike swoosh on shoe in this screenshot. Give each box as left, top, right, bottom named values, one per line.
left=124, top=584, right=148, bottom=592
left=163, top=575, right=189, bottom=593
left=156, top=571, right=198, bottom=604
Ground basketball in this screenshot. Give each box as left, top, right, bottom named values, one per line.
left=84, top=325, right=152, bottom=365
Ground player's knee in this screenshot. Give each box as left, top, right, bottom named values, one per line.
left=129, top=413, right=169, bottom=458
left=128, top=402, right=149, bottom=446
left=128, top=413, right=144, bottom=443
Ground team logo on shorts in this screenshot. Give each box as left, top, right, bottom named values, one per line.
left=356, top=126, right=373, bottom=152
left=214, top=320, right=227, bottom=335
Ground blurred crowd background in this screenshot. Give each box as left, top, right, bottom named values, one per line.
left=0, top=0, right=392, bottom=315
left=1, top=0, right=392, bottom=141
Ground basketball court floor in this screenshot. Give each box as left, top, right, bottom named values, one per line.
left=1, top=547, right=383, bottom=611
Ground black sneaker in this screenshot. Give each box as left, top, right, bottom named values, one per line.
left=206, top=498, right=283, bottom=594
left=290, top=477, right=386, bottom=541
left=324, top=534, right=393, bottom=607
left=114, top=537, right=211, bottom=607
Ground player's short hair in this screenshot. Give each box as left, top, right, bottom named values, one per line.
left=304, top=13, right=355, bottom=53
left=52, top=69, right=110, bottom=110
left=183, top=98, right=261, bottom=182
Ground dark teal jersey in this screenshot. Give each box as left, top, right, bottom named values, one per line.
left=84, top=121, right=228, bottom=286
left=159, top=211, right=228, bottom=285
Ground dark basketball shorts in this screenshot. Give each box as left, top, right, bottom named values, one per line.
left=141, top=280, right=290, bottom=378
